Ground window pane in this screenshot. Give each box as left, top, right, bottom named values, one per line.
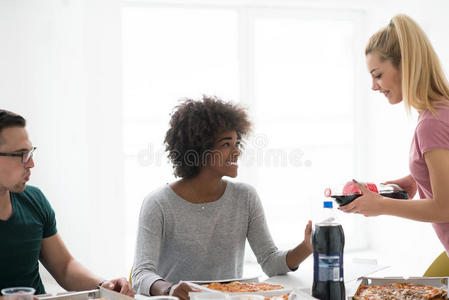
left=122, top=7, right=366, bottom=265
left=251, top=14, right=365, bottom=250
left=123, top=7, right=239, bottom=121
left=254, top=16, right=356, bottom=118
left=122, top=6, right=240, bottom=265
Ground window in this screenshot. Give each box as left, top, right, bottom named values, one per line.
left=122, top=2, right=366, bottom=269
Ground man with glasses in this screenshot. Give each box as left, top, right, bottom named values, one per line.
left=0, top=110, right=133, bottom=296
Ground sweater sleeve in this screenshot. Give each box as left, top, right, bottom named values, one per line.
left=245, top=185, right=292, bottom=277
left=132, top=195, right=164, bottom=296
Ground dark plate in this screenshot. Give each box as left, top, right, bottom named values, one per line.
left=331, top=194, right=361, bottom=206
left=332, top=191, right=408, bottom=206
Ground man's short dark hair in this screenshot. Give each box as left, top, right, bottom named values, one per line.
left=0, top=110, right=26, bottom=145
left=164, top=95, right=251, bottom=179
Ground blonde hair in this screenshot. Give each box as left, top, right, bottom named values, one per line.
left=365, top=14, right=449, bottom=113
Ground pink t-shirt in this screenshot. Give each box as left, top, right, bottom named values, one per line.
left=409, top=104, right=449, bottom=252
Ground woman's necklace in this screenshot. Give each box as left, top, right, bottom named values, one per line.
left=187, top=180, right=225, bottom=210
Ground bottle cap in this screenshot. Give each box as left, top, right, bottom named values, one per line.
left=323, top=201, right=333, bottom=208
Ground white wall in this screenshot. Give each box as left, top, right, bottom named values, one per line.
left=1, top=0, right=449, bottom=291
left=0, top=0, right=126, bottom=282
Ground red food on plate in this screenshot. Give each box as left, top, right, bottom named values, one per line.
left=365, top=183, right=379, bottom=194
left=343, top=182, right=378, bottom=195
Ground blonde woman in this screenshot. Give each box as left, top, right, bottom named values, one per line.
left=340, top=15, right=449, bottom=252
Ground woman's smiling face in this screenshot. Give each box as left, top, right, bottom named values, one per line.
left=204, top=130, right=241, bottom=178
left=366, top=52, right=403, bottom=104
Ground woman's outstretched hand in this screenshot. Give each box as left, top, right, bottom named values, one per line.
left=383, top=174, right=417, bottom=199
left=339, top=180, right=386, bottom=217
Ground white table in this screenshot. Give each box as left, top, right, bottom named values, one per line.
left=260, top=254, right=389, bottom=297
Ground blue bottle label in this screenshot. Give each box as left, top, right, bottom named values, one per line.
left=313, top=253, right=344, bottom=282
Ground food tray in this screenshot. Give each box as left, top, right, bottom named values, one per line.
left=36, top=286, right=134, bottom=300
left=187, top=279, right=290, bottom=298
left=349, top=276, right=449, bottom=299
left=189, top=288, right=318, bottom=300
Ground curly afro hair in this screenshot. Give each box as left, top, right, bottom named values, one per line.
left=164, top=95, right=252, bottom=179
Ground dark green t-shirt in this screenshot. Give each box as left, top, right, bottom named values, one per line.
left=0, top=185, right=57, bottom=295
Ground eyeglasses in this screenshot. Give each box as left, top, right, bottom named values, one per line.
left=0, top=147, right=37, bottom=164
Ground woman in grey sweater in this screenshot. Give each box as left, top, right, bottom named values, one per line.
left=132, top=96, right=312, bottom=299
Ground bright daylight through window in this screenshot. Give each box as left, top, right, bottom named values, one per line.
left=122, top=4, right=366, bottom=269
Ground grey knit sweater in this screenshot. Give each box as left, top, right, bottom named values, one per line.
left=132, top=181, right=291, bottom=295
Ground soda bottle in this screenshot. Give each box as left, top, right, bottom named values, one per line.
left=312, top=200, right=345, bottom=300
left=324, top=181, right=408, bottom=206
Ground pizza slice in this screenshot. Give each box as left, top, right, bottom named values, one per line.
left=203, top=281, right=284, bottom=293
